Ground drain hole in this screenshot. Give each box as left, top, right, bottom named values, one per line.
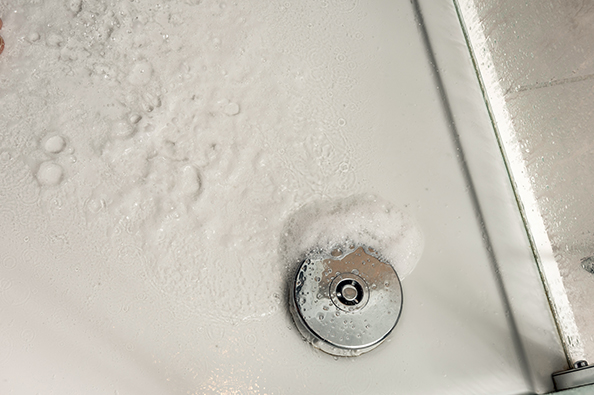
left=336, top=279, right=364, bottom=305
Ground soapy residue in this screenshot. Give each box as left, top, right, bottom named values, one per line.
left=0, top=0, right=421, bottom=324
left=281, top=194, right=424, bottom=280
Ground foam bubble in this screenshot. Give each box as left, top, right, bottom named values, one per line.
left=129, top=113, right=142, bottom=124
left=177, top=165, right=202, bottom=196
left=224, top=102, right=240, bottom=116
left=46, top=33, right=64, bottom=47
left=280, top=194, right=424, bottom=280
left=111, top=120, right=136, bottom=140
left=44, top=135, right=66, bottom=153
left=36, top=162, right=64, bottom=186
left=27, top=32, right=41, bottom=43
left=65, top=0, right=82, bottom=14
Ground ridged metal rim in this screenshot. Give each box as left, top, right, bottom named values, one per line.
left=289, top=245, right=403, bottom=357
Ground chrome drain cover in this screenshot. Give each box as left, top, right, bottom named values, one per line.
left=289, top=245, right=403, bottom=357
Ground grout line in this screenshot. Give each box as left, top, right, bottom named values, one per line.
left=514, top=72, right=594, bottom=93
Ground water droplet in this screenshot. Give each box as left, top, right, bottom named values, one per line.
left=129, top=113, right=142, bottom=124
left=27, top=31, right=40, bottom=42
left=87, top=198, right=105, bottom=213
left=46, top=33, right=64, bottom=47
left=224, top=102, right=240, bottom=116
left=36, top=162, right=63, bottom=186
left=44, top=135, right=66, bottom=153
left=318, top=314, right=324, bottom=321
left=111, top=120, right=136, bottom=139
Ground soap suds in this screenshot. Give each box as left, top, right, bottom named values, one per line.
left=36, top=162, right=63, bottom=186
left=43, top=135, right=66, bottom=154
left=280, top=194, right=424, bottom=280
left=0, top=0, right=414, bottom=323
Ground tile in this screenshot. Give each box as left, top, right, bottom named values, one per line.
left=471, top=0, right=594, bottom=93
left=504, top=80, right=594, bottom=361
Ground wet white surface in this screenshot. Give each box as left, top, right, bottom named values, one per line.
left=0, top=0, right=564, bottom=393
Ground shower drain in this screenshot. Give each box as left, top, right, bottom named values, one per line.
left=289, top=245, right=403, bottom=357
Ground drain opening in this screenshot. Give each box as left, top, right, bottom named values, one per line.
left=337, top=280, right=363, bottom=305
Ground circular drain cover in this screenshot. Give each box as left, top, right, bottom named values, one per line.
left=289, top=245, right=403, bottom=357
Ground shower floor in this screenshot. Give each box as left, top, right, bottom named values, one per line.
left=0, top=0, right=566, bottom=394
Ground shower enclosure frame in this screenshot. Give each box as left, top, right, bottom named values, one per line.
left=416, top=0, right=570, bottom=392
